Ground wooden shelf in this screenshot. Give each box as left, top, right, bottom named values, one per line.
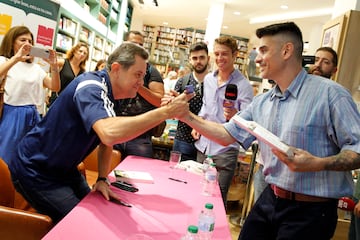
left=144, top=24, right=249, bottom=75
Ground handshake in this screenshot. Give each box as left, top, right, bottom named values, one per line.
left=161, top=86, right=195, bottom=106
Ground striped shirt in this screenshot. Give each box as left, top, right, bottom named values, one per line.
left=225, top=69, right=360, bottom=198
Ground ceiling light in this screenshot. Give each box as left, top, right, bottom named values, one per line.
left=233, top=11, right=241, bottom=15
left=223, top=26, right=228, bottom=29
left=280, top=5, right=288, bottom=10
left=139, top=0, right=158, bottom=7
left=163, top=22, right=168, bottom=25
left=249, top=8, right=333, bottom=24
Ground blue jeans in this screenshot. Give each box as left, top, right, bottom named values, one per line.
left=173, top=139, right=197, bottom=161
left=114, top=133, right=153, bottom=159
left=197, top=148, right=238, bottom=207
left=239, top=185, right=338, bottom=240
left=12, top=173, right=90, bottom=223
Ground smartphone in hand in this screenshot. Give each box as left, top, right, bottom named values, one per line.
left=185, top=85, right=194, bottom=94
left=30, top=46, right=50, bottom=59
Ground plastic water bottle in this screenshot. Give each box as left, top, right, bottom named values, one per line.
left=198, top=203, right=216, bottom=240
left=202, top=163, right=217, bottom=196
left=181, top=225, right=199, bottom=240
left=202, top=155, right=213, bottom=173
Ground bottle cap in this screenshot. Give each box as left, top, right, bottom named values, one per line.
left=188, top=225, right=198, bottom=233
left=205, top=203, right=214, bottom=209
left=210, top=163, right=216, bottom=167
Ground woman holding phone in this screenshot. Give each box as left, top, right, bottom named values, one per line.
left=0, top=25, right=60, bottom=164
left=48, top=42, right=89, bottom=106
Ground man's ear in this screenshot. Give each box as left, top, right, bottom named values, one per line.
left=332, top=66, right=338, bottom=75
left=111, top=62, right=121, bottom=72
left=282, top=42, right=293, bottom=60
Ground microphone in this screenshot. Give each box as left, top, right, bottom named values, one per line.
left=338, top=196, right=358, bottom=211
left=223, top=84, right=238, bottom=108
left=223, top=84, right=238, bottom=122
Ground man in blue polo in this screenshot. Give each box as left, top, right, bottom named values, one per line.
left=8, top=42, right=189, bottom=223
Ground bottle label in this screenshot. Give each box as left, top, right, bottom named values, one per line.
left=205, top=171, right=217, bottom=181
left=198, top=222, right=214, bottom=232
left=198, top=218, right=215, bottom=232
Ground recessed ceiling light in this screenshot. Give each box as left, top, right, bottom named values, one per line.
left=223, top=26, right=228, bottom=29
left=163, top=22, right=168, bottom=25
left=280, top=5, right=288, bottom=10
left=233, top=11, right=241, bottom=15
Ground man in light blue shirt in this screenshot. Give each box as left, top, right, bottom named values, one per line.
left=178, top=22, right=360, bottom=239
left=192, top=36, right=253, bottom=207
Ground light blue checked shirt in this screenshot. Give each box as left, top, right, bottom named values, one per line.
left=225, top=69, right=360, bottom=198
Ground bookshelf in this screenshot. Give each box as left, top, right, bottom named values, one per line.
left=55, top=0, right=132, bottom=70
left=143, top=25, right=156, bottom=54
left=235, top=37, right=249, bottom=73
left=143, top=24, right=249, bottom=75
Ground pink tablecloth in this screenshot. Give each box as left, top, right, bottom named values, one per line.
left=43, top=156, right=232, bottom=240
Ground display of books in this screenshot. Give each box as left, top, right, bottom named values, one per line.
left=114, top=170, right=154, bottom=184
left=232, top=115, right=294, bottom=157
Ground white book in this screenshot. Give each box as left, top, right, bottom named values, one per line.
left=232, top=115, right=294, bottom=157
left=114, top=170, right=154, bottom=184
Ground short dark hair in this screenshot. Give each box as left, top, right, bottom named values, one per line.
left=189, top=42, right=208, bottom=55
left=316, top=47, right=338, bottom=66
left=256, top=22, right=303, bottom=60
left=107, top=42, right=148, bottom=70
left=124, top=30, right=143, bottom=41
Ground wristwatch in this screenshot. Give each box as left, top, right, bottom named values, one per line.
left=96, top=177, right=110, bottom=186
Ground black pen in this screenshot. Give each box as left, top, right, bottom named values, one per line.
left=168, top=177, right=187, bottom=184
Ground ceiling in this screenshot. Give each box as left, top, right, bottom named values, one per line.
left=130, top=0, right=336, bottom=46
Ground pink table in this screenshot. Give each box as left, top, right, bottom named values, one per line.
left=43, top=156, right=232, bottom=240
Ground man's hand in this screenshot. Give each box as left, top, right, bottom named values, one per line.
left=92, top=180, right=121, bottom=201
left=164, top=92, right=192, bottom=119
left=223, top=106, right=237, bottom=121
left=191, top=129, right=200, bottom=140
left=161, top=89, right=195, bottom=106
left=161, top=90, right=178, bottom=106
left=272, top=147, right=324, bottom=172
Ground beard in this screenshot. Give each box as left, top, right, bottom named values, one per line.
left=193, top=64, right=208, bottom=74
left=309, top=67, right=332, bottom=79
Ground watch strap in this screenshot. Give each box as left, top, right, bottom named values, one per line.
left=96, top=177, right=110, bottom=185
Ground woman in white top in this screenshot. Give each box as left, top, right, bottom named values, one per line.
left=0, top=26, right=60, bottom=164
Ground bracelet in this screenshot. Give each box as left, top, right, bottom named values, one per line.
left=51, top=68, right=59, bottom=73
left=96, top=177, right=110, bottom=186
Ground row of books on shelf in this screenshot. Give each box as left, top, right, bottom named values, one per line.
left=56, top=34, right=73, bottom=51
left=59, top=16, right=77, bottom=36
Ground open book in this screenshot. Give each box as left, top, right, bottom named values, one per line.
left=114, top=170, right=154, bottom=184
left=232, top=115, right=294, bottom=157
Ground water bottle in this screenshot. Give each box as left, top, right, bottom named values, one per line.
left=181, top=225, right=199, bottom=240
left=202, top=155, right=213, bottom=172
left=198, top=203, right=216, bottom=240
left=202, top=163, right=217, bottom=196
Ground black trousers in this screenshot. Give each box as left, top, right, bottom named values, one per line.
left=239, top=185, right=338, bottom=240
